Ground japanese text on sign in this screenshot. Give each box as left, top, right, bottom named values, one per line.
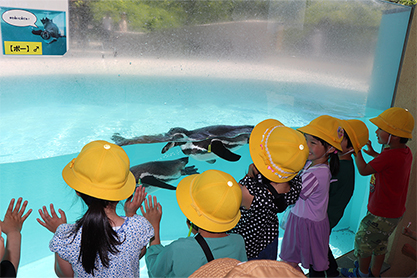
left=4, top=41, right=42, bottom=55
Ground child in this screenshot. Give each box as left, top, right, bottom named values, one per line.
left=0, top=198, right=32, bottom=278
left=37, top=140, right=154, bottom=277
left=229, top=119, right=309, bottom=260
left=310, top=119, right=369, bottom=277
left=143, top=169, right=247, bottom=277
left=280, top=115, right=343, bottom=276
left=341, top=107, right=414, bottom=278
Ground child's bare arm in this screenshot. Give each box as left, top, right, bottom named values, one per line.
left=1, top=198, right=32, bottom=272
left=354, top=150, right=376, bottom=176
left=54, top=253, right=74, bottom=277
left=363, top=140, right=379, bottom=158
left=141, top=195, right=162, bottom=246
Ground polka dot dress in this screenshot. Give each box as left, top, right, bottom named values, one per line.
left=230, top=174, right=302, bottom=259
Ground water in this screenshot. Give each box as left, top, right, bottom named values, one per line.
left=0, top=71, right=379, bottom=277
left=0, top=0, right=412, bottom=274
left=0, top=71, right=370, bottom=164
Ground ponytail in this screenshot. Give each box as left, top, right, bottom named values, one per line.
left=328, top=152, right=340, bottom=176
left=70, top=193, right=122, bottom=276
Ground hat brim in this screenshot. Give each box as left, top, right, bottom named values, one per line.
left=340, top=120, right=369, bottom=154
left=370, top=117, right=412, bottom=139
left=189, top=258, right=241, bottom=278
left=176, top=174, right=241, bottom=232
left=62, top=161, right=136, bottom=201
left=249, top=119, right=299, bottom=183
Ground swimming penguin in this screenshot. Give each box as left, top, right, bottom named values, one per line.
left=130, top=157, right=198, bottom=193
left=112, top=124, right=254, bottom=163
left=31, top=17, right=65, bottom=44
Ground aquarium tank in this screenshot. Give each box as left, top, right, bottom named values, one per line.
left=0, top=0, right=414, bottom=277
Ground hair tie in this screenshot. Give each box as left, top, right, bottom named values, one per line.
left=334, top=150, right=338, bottom=154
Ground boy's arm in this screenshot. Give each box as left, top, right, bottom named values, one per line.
left=363, top=140, right=379, bottom=158
left=354, top=151, right=376, bottom=176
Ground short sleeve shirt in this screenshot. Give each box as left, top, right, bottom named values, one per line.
left=50, top=214, right=154, bottom=278
left=145, top=234, right=247, bottom=277
left=368, top=146, right=413, bottom=218
left=230, top=174, right=302, bottom=258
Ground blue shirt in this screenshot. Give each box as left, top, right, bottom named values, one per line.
left=145, top=234, right=247, bottom=277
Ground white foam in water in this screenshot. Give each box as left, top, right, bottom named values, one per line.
left=0, top=57, right=369, bottom=164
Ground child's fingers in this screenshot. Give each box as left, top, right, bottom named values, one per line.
left=21, top=209, right=33, bottom=222
left=18, top=200, right=29, bottom=217
left=157, top=202, right=162, bottom=215
left=58, top=209, right=67, bottom=222
left=36, top=217, right=46, bottom=227
left=49, top=204, right=57, bottom=217
left=7, top=198, right=16, bottom=214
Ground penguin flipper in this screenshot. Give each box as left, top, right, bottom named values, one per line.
left=140, top=176, right=176, bottom=190
left=210, top=140, right=241, bottom=162
left=32, top=30, right=42, bottom=36
left=181, top=166, right=199, bottom=175
left=162, top=142, right=175, bottom=153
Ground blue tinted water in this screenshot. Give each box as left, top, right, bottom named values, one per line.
left=0, top=75, right=380, bottom=276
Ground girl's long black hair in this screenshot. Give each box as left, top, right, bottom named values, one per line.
left=312, top=135, right=340, bottom=176
left=70, top=193, right=122, bottom=276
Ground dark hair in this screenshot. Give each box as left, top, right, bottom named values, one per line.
left=186, top=218, right=199, bottom=231
left=400, top=137, right=409, bottom=144
left=312, top=135, right=340, bottom=176
left=70, top=193, right=122, bottom=276
left=344, top=132, right=353, bottom=149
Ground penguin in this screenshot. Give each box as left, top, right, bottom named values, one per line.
left=112, top=124, right=254, bottom=163
left=130, top=157, right=198, bottom=193
left=31, top=17, right=65, bottom=44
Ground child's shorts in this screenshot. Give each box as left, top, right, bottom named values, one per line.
left=354, top=212, right=401, bottom=258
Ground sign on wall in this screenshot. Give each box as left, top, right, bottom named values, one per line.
left=1, top=7, right=67, bottom=55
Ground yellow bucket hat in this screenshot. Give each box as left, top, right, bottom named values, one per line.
left=62, top=140, right=136, bottom=201
left=297, top=115, right=344, bottom=151
left=340, top=119, right=369, bottom=154
left=370, top=107, right=414, bottom=139
left=176, top=170, right=242, bottom=233
left=249, top=119, right=308, bottom=183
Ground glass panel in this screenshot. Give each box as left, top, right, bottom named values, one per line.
left=0, top=0, right=412, bottom=273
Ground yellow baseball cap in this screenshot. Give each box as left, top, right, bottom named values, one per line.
left=297, top=115, right=344, bottom=151
left=340, top=119, right=369, bottom=154
left=370, top=107, right=414, bottom=139
left=62, top=140, right=136, bottom=201
left=176, top=170, right=242, bottom=233
left=249, top=119, right=308, bottom=183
